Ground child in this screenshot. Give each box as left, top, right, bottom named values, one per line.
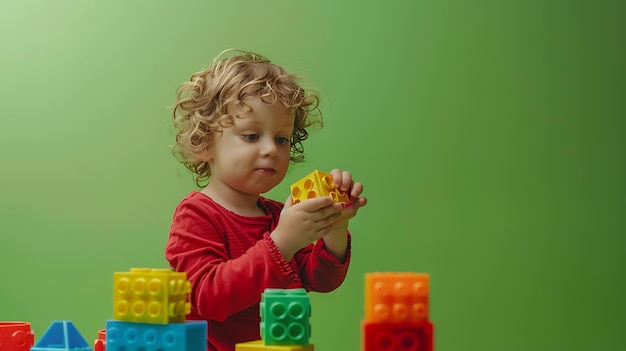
left=165, top=49, right=367, bottom=351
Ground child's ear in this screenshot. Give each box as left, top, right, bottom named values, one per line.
left=197, top=148, right=213, bottom=163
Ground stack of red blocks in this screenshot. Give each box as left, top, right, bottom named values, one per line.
left=362, top=272, right=434, bottom=351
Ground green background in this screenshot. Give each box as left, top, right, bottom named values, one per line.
left=1, top=1, right=624, bottom=350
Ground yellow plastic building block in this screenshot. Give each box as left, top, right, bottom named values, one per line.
left=236, top=340, right=314, bottom=350
left=364, top=272, right=430, bottom=323
left=113, top=268, right=191, bottom=324
left=290, top=170, right=350, bottom=204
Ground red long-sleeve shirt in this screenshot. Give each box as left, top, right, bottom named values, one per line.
left=165, top=191, right=351, bottom=351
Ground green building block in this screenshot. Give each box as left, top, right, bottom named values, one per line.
left=260, top=288, right=311, bottom=345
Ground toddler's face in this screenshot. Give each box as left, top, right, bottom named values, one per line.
left=205, top=96, right=295, bottom=196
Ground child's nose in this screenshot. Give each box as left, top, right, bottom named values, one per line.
left=260, top=138, right=278, bottom=157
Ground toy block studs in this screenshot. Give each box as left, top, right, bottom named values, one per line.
left=365, top=273, right=430, bottom=323
left=260, top=288, right=311, bottom=346
left=0, top=322, right=34, bottom=351
left=290, top=170, right=350, bottom=204
left=106, top=319, right=207, bottom=351
left=362, top=272, right=434, bottom=351
left=113, top=268, right=191, bottom=324
left=362, top=320, right=433, bottom=351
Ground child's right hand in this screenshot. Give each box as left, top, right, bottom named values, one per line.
left=270, top=195, right=343, bottom=261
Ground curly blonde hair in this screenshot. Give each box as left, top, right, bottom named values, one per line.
left=172, top=49, right=323, bottom=187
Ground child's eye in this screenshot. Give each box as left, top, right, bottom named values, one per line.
left=276, top=137, right=290, bottom=145
left=244, top=134, right=260, bottom=141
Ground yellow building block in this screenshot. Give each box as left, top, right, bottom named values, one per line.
left=290, top=170, right=350, bottom=204
left=236, top=340, right=314, bottom=351
left=364, top=272, right=430, bottom=323
left=113, top=268, right=191, bottom=324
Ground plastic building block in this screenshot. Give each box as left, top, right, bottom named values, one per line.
left=31, top=320, right=92, bottom=351
left=235, top=340, right=314, bottom=350
left=290, top=170, right=350, bottom=204
left=362, top=320, right=433, bottom=351
left=113, top=268, right=191, bottom=324
left=106, top=319, right=207, bottom=351
left=0, top=322, right=34, bottom=351
left=365, top=273, right=429, bottom=323
left=260, top=288, right=311, bottom=345
left=94, top=329, right=105, bottom=351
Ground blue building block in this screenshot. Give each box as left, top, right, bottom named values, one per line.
left=106, top=319, right=207, bottom=351
left=260, top=288, right=311, bottom=345
left=31, top=320, right=92, bottom=351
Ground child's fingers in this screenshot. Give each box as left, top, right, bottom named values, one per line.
left=350, top=182, right=364, bottom=198
left=357, top=196, right=368, bottom=208
left=297, top=196, right=335, bottom=212
left=283, top=195, right=294, bottom=208
left=330, top=169, right=353, bottom=192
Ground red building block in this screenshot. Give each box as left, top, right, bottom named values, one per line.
left=362, top=320, right=433, bottom=351
left=0, top=322, right=34, bottom=351
left=94, top=329, right=106, bottom=351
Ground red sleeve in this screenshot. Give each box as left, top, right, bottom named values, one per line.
left=257, top=196, right=352, bottom=294
left=165, top=197, right=299, bottom=322
left=294, top=234, right=352, bottom=292
left=165, top=194, right=352, bottom=323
